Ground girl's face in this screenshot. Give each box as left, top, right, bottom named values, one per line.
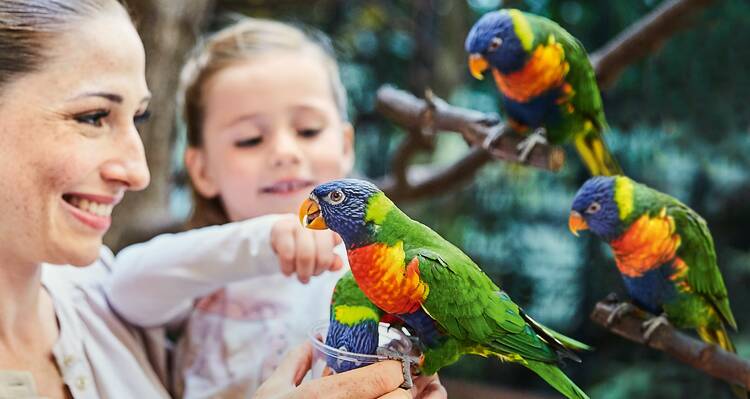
left=0, top=10, right=151, bottom=267
left=186, top=51, right=354, bottom=221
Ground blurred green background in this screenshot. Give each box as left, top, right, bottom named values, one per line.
left=157, top=0, right=750, bottom=397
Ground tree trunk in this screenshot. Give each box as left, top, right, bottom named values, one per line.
left=105, top=0, right=215, bottom=251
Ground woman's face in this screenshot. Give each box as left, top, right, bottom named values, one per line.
left=0, top=9, right=151, bottom=267
left=186, top=51, right=354, bottom=222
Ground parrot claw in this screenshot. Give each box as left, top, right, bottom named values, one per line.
left=482, top=123, right=506, bottom=152
left=642, top=314, right=670, bottom=342
left=377, top=347, right=421, bottom=390
left=606, top=302, right=636, bottom=327
left=516, top=128, right=548, bottom=162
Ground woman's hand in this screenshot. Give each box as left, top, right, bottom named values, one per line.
left=410, top=374, right=448, bottom=399
left=254, top=342, right=412, bottom=399
left=270, top=215, right=344, bottom=283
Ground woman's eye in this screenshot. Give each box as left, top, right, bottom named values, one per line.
left=134, top=110, right=151, bottom=126
left=298, top=129, right=321, bottom=138
left=235, top=136, right=263, bottom=148
left=74, top=110, right=110, bottom=127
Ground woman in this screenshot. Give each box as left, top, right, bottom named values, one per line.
left=0, top=1, right=428, bottom=398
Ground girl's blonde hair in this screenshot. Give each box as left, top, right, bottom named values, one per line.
left=177, top=17, right=348, bottom=228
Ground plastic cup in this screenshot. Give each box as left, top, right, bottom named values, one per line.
left=308, top=319, right=414, bottom=379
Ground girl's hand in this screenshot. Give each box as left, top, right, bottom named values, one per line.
left=271, top=215, right=344, bottom=283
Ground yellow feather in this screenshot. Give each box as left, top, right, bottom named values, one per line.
left=614, top=177, right=634, bottom=220
left=508, top=9, right=534, bottom=51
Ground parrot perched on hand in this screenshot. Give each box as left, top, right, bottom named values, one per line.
left=465, top=9, right=622, bottom=176
left=300, top=178, right=591, bottom=399
left=569, top=176, right=746, bottom=398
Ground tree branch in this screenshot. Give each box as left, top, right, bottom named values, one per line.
left=591, top=0, right=716, bottom=89
left=591, top=298, right=750, bottom=389
left=375, top=0, right=715, bottom=202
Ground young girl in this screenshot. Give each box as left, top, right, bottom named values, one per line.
left=109, top=18, right=357, bottom=397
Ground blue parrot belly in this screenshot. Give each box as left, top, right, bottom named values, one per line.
left=621, top=263, right=678, bottom=315
left=503, top=87, right=562, bottom=128
left=399, top=308, right=445, bottom=349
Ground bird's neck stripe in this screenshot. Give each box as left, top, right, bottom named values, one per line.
left=508, top=9, right=533, bottom=51
left=614, top=177, right=634, bottom=220
left=334, top=305, right=379, bottom=326
left=365, top=192, right=391, bottom=225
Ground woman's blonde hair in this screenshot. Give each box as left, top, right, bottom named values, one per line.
left=177, top=17, right=348, bottom=228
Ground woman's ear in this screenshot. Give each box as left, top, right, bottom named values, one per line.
left=340, top=122, right=355, bottom=175
left=184, top=147, right=219, bottom=198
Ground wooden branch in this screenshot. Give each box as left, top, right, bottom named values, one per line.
left=591, top=298, right=750, bottom=389
left=376, top=86, right=565, bottom=199
left=591, top=0, right=716, bottom=89
left=374, top=0, right=714, bottom=202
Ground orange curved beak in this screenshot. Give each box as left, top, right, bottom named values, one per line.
left=468, top=53, right=489, bottom=80
left=299, top=197, right=328, bottom=230
left=568, top=211, right=588, bottom=237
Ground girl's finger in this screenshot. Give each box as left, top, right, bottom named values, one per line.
left=294, top=228, right=315, bottom=283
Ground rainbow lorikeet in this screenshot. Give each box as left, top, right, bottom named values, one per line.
left=300, top=179, right=591, bottom=399
left=569, top=176, right=746, bottom=398
left=465, top=9, right=622, bottom=176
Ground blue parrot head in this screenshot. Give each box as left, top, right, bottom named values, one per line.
left=299, top=179, right=383, bottom=248
left=465, top=9, right=529, bottom=77
left=325, top=318, right=379, bottom=373
left=569, top=176, right=622, bottom=241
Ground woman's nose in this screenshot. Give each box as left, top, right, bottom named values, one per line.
left=100, top=125, right=150, bottom=191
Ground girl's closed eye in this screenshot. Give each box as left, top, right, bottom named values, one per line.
left=74, top=109, right=110, bottom=127
left=298, top=127, right=321, bottom=138
left=235, top=135, right=263, bottom=148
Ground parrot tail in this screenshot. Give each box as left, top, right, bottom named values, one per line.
left=524, top=360, right=589, bottom=399
left=574, top=128, right=622, bottom=177
left=696, top=325, right=748, bottom=399
left=521, top=310, right=593, bottom=363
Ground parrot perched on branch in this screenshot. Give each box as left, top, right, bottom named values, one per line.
left=569, top=176, right=746, bottom=398
left=465, top=9, right=622, bottom=176
left=300, top=178, right=590, bottom=399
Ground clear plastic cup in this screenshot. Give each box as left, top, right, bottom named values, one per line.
left=308, top=319, right=414, bottom=378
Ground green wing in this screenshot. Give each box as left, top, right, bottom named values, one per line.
left=526, top=12, right=607, bottom=131
left=668, top=204, right=738, bottom=330
left=405, top=245, right=557, bottom=363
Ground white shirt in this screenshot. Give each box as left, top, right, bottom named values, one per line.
left=0, top=249, right=172, bottom=399
left=108, top=214, right=347, bottom=398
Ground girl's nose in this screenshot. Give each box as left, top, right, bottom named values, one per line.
left=268, top=129, right=302, bottom=168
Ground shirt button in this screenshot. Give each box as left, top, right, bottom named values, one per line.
left=63, top=355, right=76, bottom=368
left=76, top=376, right=87, bottom=390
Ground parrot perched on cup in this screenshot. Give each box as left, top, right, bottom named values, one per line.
left=569, top=176, right=745, bottom=398
left=300, top=178, right=590, bottom=399
left=465, top=8, right=621, bottom=176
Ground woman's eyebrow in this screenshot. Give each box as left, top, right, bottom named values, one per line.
left=69, top=91, right=123, bottom=103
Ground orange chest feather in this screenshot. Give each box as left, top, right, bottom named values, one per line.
left=492, top=40, right=570, bottom=103
left=347, top=243, right=429, bottom=314
left=610, top=211, right=681, bottom=278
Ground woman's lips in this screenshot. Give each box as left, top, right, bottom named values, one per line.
left=62, top=193, right=120, bottom=231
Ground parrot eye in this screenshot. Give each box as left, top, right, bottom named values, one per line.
left=586, top=202, right=602, bottom=214
left=488, top=37, right=503, bottom=52
left=326, top=190, right=346, bottom=205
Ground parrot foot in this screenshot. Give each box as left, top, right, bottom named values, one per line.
left=642, top=314, right=670, bottom=342
left=606, top=302, right=637, bottom=327
left=377, top=347, right=421, bottom=390
left=516, top=128, right=548, bottom=162
left=482, top=123, right=506, bottom=152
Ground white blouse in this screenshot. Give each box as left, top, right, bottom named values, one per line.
left=0, top=249, right=172, bottom=398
